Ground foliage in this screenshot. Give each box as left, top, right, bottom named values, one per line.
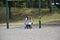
left=0, top=1, right=3, bottom=7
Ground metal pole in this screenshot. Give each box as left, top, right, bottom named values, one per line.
left=38, top=0, right=41, bottom=28
left=6, top=0, right=9, bottom=29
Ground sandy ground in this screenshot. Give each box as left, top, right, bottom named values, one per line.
left=0, top=24, right=60, bottom=40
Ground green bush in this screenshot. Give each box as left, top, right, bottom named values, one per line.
left=0, top=2, right=2, bottom=7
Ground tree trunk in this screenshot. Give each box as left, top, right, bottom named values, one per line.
left=8, top=1, right=12, bottom=19
left=48, top=0, right=52, bottom=13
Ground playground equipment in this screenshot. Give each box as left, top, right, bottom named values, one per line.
left=6, top=0, right=41, bottom=29
left=6, top=0, right=9, bottom=29
left=38, top=0, right=41, bottom=28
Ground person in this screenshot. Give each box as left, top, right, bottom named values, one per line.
left=24, top=16, right=33, bottom=29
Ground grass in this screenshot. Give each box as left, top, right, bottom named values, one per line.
left=0, top=8, right=39, bottom=24
left=41, top=13, right=60, bottom=24
left=0, top=8, right=60, bottom=25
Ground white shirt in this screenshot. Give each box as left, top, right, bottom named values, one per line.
left=25, top=19, right=32, bottom=25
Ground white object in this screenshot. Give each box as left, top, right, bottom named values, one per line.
left=25, top=21, right=32, bottom=25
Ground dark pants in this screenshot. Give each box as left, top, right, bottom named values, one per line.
left=25, top=25, right=32, bottom=29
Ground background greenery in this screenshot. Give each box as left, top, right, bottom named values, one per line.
left=0, top=0, right=60, bottom=24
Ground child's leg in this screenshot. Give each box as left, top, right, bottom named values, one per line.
left=25, top=25, right=27, bottom=29
left=29, top=25, right=32, bottom=29
left=25, top=25, right=29, bottom=29
left=25, top=25, right=32, bottom=29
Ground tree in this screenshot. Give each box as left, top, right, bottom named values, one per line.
left=8, top=1, right=12, bottom=19
left=48, top=0, right=52, bottom=12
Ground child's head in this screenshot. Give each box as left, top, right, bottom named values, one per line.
left=26, top=16, right=31, bottom=20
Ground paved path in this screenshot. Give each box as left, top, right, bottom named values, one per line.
left=0, top=24, right=60, bottom=40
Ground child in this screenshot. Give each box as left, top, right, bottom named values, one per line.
left=24, top=16, right=33, bottom=29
